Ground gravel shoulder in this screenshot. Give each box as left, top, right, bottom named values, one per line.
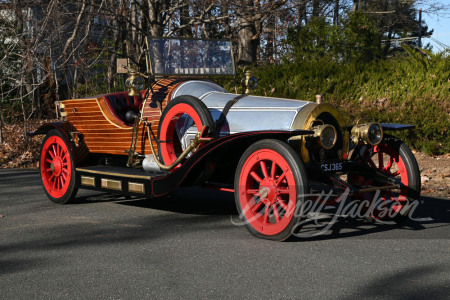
left=414, top=151, right=450, bottom=199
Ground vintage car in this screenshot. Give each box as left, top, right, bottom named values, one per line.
left=29, top=37, right=420, bottom=241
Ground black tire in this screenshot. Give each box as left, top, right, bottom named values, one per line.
left=157, top=95, right=215, bottom=166
left=352, top=135, right=421, bottom=223
left=384, top=136, right=421, bottom=222
left=40, top=129, right=78, bottom=204
left=234, top=139, right=309, bottom=241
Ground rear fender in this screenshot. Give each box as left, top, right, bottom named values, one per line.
left=28, top=121, right=89, bottom=164
left=28, top=122, right=73, bottom=141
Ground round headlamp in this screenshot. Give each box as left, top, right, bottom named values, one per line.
left=247, top=76, right=258, bottom=90
left=351, top=122, right=383, bottom=146
left=368, top=123, right=383, bottom=145
left=125, top=74, right=145, bottom=96
left=131, top=76, right=145, bottom=91
left=313, top=124, right=337, bottom=150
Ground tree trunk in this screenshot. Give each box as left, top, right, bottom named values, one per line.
left=265, top=15, right=275, bottom=62
left=147, top=1, right=165, bottom=73
left=297, top=0, right=307, bottom=26
left=14, top=0, right=34, bottom=115
left=20, top=76, right=28, bottom=143
left=179, top=3, right=192, bottom=37
left=148, top=0, right=164, bottom=37
left=334, top=0, right=340, bottom=25
left=312, top=0, right=320, bottom=18
left=60, top=1, right=87, bottom=100
left=353, top=0, right=359, bottom=12
left=237, top=15, right=258, bottom=65
left=107, top=0, right=125, bottom=92
left=0, top=86, right=3, bottom=144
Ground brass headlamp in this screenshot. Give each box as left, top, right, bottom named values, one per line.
left=351, top=122, right=383, bottom=146
left=125, top=73, right=145, bottom=97
left=312, top=124, right=337, bottom=150
left=242, top=70, right=258, bottom=94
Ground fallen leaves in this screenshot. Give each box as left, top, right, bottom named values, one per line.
left=0, top=119, right=56, bottom=169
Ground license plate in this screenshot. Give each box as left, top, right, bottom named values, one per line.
left=320, top=162, right=343, bottom=172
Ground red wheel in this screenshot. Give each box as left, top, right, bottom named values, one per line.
left=157, top=96, right=215, bottom=168
left=234, top=139, right=309, bottom=241
left=40, top=130, right=78, bottom=204
left=352, top=136, right=420, bottom=222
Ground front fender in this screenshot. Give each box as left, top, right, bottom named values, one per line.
left=380, top=123, right=415, bottom=131
left=151, top=129, right=313, bottom=197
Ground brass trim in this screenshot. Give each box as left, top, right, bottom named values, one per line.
left=292, top=103, right=349, bottom=163
left=61, top=98, right=98, bottom=103
left=351, top=122, right=383, bottom=146
left=95, top=98, right=132, bottom=129
left=81, top=176, right=96, bottom=187
left=312, top=124, right=337, bottom=150
left=128, top=182, right=145, bottom=194
left=76, top=168, right=152, bottom=180
left=101, top=178, right=122, bottom=191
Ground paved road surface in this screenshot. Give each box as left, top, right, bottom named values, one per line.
left=1, top=169, right=449, bottom=299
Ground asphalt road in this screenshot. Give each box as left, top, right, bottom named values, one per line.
left=1, top=168, right=449, bottom=299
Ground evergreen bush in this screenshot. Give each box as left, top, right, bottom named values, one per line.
left=238, top=52, right=449, bottom=155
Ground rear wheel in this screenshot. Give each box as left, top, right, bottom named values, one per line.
left=40, top=130, right=78, bottom=204
left=234, top=139, right=309, bottom=241
left=157, top=96, right=215, bottom=168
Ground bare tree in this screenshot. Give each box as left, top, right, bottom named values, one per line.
left=231, top=0, right=289, bottom=65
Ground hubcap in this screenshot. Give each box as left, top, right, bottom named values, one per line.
left=259, top=187, right=269, bottom=199
left=259, top=178, right=277, bottom=205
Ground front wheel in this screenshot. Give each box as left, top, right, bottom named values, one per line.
left=351, top=136, right=421, bottom=222
left=234, top=139, right=309, bottom=241
left=40, top=129, right=78, bottom=204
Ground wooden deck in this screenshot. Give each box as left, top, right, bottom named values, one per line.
left=62, top=78, right=186, bottom=156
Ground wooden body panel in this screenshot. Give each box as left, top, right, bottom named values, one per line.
left=62, top=78, right=186, bottom=156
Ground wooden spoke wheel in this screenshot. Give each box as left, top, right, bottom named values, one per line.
left=157, top=96, right=215, bottom=168
left=40, top=130, right=78, bottom=204
left=351, top=136, right=421, bottom=222
left=234, top=139, right=309, bottom=241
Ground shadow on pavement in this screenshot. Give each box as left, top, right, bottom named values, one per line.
left=339, top=264, right=450, bottom=300
left=114, top=186, right=237, bottom=216
left=78, top=186, right=450, bottom=242
left=288, top=195, right=450, bottom=241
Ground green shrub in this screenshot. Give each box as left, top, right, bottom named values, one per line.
left=231, top=50, right=449, bottom=155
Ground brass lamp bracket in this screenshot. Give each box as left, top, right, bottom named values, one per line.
left=125, top=113, right=141, bottom=167
left=69, top=132, right=82, bottom=147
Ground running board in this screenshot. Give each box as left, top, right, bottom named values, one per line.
left=75, top=165, right=165, bottom=198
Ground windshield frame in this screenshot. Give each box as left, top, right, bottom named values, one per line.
left=145, top=36, right=236, bottom=77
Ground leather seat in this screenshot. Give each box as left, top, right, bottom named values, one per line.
left=102, top=91, right=145, bottom=125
